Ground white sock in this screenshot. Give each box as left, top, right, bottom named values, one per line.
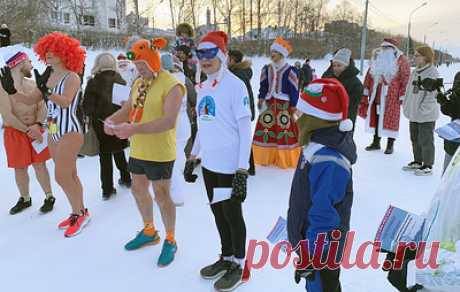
left=22, top=194, right=31, bottom=202
left=45, top=192, right=53, bottom=199
left=234, top=257, right=245, bottom=268
left=223, top=256, right=233, bottom=262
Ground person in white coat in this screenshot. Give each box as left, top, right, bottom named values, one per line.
left=161, top=53, right=196, bottom=206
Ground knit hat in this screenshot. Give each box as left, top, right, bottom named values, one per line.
left=197, top=31, right=228, bottom=63
left=297, top=78, right=353, bottom=132
left=381, top=38, right=400, bottom=49
left=91, top=53, right=117, bottom=75
left=128, top=38, right=168, bottom=74
left=3, top=51, right=29, bottom=69
left=1, top=24, right=7, bottom=29
left=228, top=49, right=244, bottom=63
left=270, top=37, right=292, bottom=58
left=332, top=48, right=352, bottom=66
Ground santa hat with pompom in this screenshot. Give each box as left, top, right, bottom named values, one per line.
left=296, top=78, right=353, bottom=132
left=197, top=31, right=228, bottom=63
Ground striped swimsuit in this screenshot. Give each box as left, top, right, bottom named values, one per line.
left=47, top=73, right=83, bottom=142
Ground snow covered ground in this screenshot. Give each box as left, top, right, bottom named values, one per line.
left=0, top=44, right=459, bottom=292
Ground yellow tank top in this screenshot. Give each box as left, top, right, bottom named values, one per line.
left=129, top=71, right=185, bottom=162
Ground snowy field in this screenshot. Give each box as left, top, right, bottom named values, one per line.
left=0, top=44, right=459, bottom=292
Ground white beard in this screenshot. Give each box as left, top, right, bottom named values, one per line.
left=370, top=48, right=398, bottom=83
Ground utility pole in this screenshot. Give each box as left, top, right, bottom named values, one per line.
left=359, top=0, right=369, bottom=76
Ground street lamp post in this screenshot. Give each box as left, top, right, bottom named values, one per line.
left=407, top=2, right=428, bottom=56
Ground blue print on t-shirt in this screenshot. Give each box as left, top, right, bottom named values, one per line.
left=198, top=95, right=216, bottom=121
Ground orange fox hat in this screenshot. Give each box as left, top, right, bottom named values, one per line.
left=270, top=37, right=293, bottom=58
left=127, top=38, right=168, bottom=74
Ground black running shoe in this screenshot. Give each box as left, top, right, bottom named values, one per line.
left=40, top=197, right=55, bottom=213
left=200, top=256, right=233, bottom=280
left=10, top=197, right=32, bottom=215
left=214, top=262, right=245, bottom=291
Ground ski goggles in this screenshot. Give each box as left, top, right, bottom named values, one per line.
left=126, top=51, right=136, bottom=61
left=196, top=47, right=219, bottom=60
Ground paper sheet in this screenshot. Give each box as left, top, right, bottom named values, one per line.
left=209, top=188, right=233, bottom=205
left=31, top=131, right=48, bottom=154
left=112, top=84, right=131, bottom=106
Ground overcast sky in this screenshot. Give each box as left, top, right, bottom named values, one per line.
left=141, top=0, right=460, bottom=57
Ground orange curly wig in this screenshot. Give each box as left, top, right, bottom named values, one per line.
left=34, top=32, right=86, bottom=74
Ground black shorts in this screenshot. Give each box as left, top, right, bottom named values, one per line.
left=128, top=158, right=175, bottom=181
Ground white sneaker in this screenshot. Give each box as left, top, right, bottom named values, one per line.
left=415, top=166, right=433, bottom=176
left=402, top=162, right=422, bottom=171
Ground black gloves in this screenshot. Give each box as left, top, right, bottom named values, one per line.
left=294, top=267, right=315, bottom=284
left=184, top=160, right=198, bottom=183
left=231, top=170, right=248, bottom=203
left=0, top=66, right=17, bottom=95
left=34, top=67, right=53, bottom=100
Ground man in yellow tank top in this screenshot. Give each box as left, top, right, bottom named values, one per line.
left=104, top=38, right=185, bottom=267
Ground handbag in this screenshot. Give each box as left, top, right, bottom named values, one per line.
left=80, top=122, right=100, bottom=157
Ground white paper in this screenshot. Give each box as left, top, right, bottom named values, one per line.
left=435, top=120, right=460, bottom=143
left=209, top=188, right=233, bottom=205
left=31, top=131, right=48, bottom=154
left=112, top=84, right=131, bottom=106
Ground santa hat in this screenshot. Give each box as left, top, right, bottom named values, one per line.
left=197, top=31, right=228, bottom=63
left=297, top=78, right=353, bottom=132
left=3, top=51, right=29, bottom=69
left=270, top=37, right=292, bottom=58
left=128, top=38, right=168, bottom=74
left=381, top=38, right=400, bottom=49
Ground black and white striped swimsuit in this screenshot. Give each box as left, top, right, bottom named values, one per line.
left=46, top=73, right=82, bottom=142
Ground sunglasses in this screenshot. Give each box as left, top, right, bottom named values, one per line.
left=196, top=47, right=219, bottom=60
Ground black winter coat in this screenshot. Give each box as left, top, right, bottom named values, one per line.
left=322, top=59, right=364, bottom=126
left=229, top=60, right=256, bottom=121
left=441, top=72, right=460, bottom=156
left=83, top=70, right=129, bottom=153
left=0, top=28, right=11, bottom=47
left=299, top=63, right=313, bottom=90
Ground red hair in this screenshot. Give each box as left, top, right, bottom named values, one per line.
left=34, top=32, right=86, bottom=74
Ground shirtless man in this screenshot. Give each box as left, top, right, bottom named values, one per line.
left=0, top=51, right=55, bottom=214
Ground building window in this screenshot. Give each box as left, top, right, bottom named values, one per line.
left=64, top=13, right=70, bottom=24
left=80, top=15, right=95, bottom=26
left=109, top=18, right=116, bottom=28
left=51, top=11, right=59, bottom=21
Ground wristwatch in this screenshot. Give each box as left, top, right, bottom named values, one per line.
left=43, top=87, right=53, bottom=101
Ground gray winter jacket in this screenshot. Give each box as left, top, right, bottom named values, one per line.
left=403, top=64, right=440, bottom=123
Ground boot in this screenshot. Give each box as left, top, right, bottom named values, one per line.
left=365, top=136, right=381, bottom=151
left=385, top=139, right=395, bottom=155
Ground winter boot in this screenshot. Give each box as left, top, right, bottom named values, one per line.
left=365, top=136, right=381, bottom=151
left=9, top=197, right=32, bottom=215
left=118, top=178, right=132, bottom=188
left=102, top=188, right=117, bottom=200
left=384, top=138, right=395, bottom=154
left=200, top=256, right=233, bottom=279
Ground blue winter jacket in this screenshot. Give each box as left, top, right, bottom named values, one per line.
left=287, top=126, right=357, bottom=292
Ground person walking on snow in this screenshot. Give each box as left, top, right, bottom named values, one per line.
left=183, top=31, right=252, bottom=291
left=253, top=37, right=300, bottom=169
left=359, top=38, right=410, bottom=154
left=287, top=78, right=356, bottom=292
left=105, top=38, right=185, bottom=267
left=0, top=51, right=55, bottom=215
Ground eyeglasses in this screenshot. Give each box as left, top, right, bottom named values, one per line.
left=196, top=47, right=219, bottom=60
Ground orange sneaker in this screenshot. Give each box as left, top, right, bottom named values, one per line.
left=63, top=209, right=91, bottom=238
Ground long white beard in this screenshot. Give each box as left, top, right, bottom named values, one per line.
left=370, top=49, right=398, bottom=83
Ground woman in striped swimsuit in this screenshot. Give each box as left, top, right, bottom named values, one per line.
left=10, top=32, right=89, bottom=237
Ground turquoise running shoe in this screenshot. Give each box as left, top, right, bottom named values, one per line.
left=124, top=230, right=160, bottom=251
left=157, top=240, right=177, bottom=267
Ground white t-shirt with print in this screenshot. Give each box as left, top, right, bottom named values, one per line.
left=195, top=68, right=252, bottom=174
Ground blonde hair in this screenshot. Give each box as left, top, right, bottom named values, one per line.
left=91, top=53, right=117, bottom=75
left=416, top=46, right=435, bottom=64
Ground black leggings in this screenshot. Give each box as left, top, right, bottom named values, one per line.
left=202, top=167, right=247, bottom=259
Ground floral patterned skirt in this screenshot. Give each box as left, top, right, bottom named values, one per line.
left=252, top=98, right=301, bottom=169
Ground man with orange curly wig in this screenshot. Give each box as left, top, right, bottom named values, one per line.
left=104, top=37, right=185, bottom=267
left=3, top=32, right=89, bottom=238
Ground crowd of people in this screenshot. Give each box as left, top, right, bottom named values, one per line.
left=0, top=22, right=459, bottom=292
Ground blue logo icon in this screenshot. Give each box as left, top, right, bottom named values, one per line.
left=198, top=95, right=216, bottom=121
